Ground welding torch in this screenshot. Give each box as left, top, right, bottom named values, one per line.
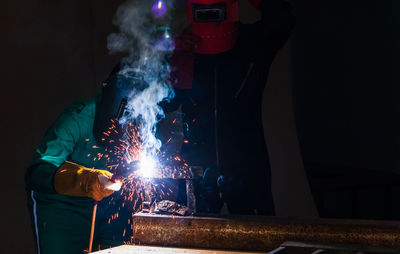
left=97, top=160, right=141, bottom=191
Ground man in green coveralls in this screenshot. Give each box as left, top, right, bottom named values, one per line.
left=25, top=65, right=139, bottom=253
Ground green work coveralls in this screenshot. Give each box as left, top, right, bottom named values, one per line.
left=25, top=96, right=132, bottom=254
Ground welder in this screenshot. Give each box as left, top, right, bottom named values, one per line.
left=25, top=65, right=144, bottom=254
left=166, top=0, right=295, bottom=214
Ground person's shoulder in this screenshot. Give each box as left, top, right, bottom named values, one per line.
left=63, top=95, right=98, bottom=118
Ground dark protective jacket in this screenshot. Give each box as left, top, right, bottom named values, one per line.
left=165, top=0, right=295, bottom=214
left=25, top=96, right=106, bottom=194
left=25, top=96, right=132, bottom=253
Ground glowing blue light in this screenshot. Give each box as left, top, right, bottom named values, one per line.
left=164, top=28, right=171, bottom=39
left=152, top=0, right=167, bottom=18
left=139, top=154, right=156, bottom=178
left=153, top=28, right=175, bottom=51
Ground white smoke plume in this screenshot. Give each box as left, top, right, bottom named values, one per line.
left=107, top=0, right=176, bottom=60
left=107, top=0, right=177, bottom=168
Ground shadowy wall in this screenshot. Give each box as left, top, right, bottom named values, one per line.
left=0, top=1, right=122, bottom=253
left=291, top=0, right=400, bottom=219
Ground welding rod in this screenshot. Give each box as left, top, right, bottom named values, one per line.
left=88, top=201, right=98, bottom=253
left=86, top=175, right=122, bottom=253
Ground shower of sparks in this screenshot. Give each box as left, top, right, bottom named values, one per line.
left=86, top=119, right=189, bottom=242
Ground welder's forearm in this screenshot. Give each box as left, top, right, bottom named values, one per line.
left=260, top=0, right=295, bottom=35
left=161, top=88, right=186, bottom=114
left=25, top=162, right=59, bottom=193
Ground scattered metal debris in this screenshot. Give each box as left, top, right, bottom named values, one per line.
left=154, top=200, right=190, bottom=216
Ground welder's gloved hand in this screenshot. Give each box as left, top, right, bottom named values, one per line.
left=54, top=161, right=114, bottom=201
left=217, top=174, right=244, bottom=204
left=196, top=168, right=222, bottom=213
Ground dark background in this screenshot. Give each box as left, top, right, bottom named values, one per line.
left=1, top=0, right=400, bottom=253
left=291, top=0, right=400, bottom=219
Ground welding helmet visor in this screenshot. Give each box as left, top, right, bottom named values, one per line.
left=187, top=0, right=239, bottom=54
left=94, top=65, right=148, bottom=146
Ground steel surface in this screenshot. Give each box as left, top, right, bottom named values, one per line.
left=93, top=245, right=264, bottom=253
left=131, top=213, right=400, bottom=252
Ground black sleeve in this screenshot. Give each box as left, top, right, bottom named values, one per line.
left=238, top=0, right=296, bottom=59
left=259, top=0, right=296, bottom=38
left=161, top=88, right=189, bottom=114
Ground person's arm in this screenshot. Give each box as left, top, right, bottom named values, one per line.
left=259, top=0, right=296, bottom=38
left=161, top=88, right=188, bottom=114
left=239, top=0, right=296, bottom=58
left=25, top=105, right=114, bottom=200
left=25, top=107, right=81, bottom=193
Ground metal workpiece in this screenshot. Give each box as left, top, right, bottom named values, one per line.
left=131, top=214, right=400, bottom=252
left=143, top=166, right=203, bottom=215
left=161, top=166, right=200, bottom=214
left=93, top=245, right=264, bottom=254
left=153, top=166, right=203, bottom=180
left=186, top=179, right=196, bottom=212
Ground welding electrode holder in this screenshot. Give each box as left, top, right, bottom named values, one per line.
left=110, top=160, right=140, bottom=182
left=98, top=174, right=122, bottom=191
left=98, top=160, right=143, bottom=191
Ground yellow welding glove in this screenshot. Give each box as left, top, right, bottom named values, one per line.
left=54, top=161, right=114, bottom=201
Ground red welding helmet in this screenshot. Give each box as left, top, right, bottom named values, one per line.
left=187, top=0, right=239, bottom=54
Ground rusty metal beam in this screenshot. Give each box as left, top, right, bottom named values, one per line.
left=131, top=213, right=400, bottom=252
left=93, top=245, right=264, bottom=254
